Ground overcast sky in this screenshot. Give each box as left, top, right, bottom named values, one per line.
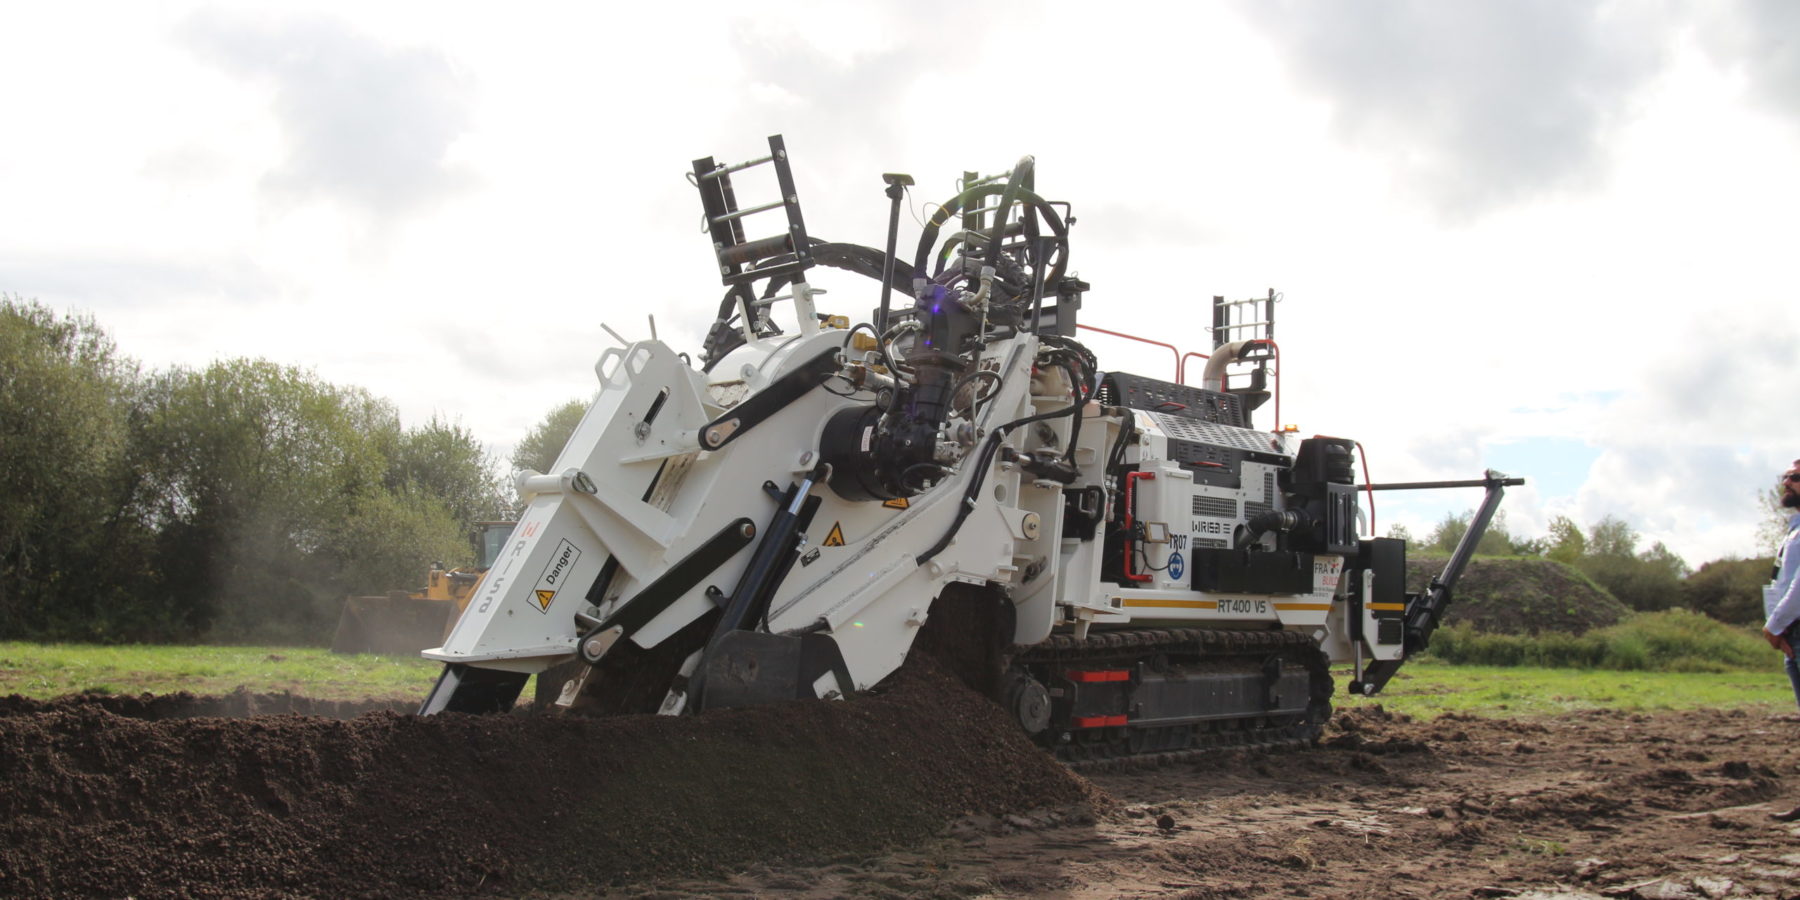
left=4, top=1, right=1797, bottom=567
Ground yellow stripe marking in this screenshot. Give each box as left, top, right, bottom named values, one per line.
left=1368, top=603, right=1406, bottom=611
left=1273, top=602, right=1332, bottom=611
left=1121, top=598, right=1217, bottom=610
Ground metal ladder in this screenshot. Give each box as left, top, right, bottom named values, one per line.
left=1211, top=288, right=1278, bottom=351
left=1209, top=289, right=1279, bottom=404
left=691, top=135, right=817, bottom=338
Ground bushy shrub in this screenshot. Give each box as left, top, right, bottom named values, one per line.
left=1684, top=557, right=1774, bottom=626
left=1423, top=608, right=1771, bottom=672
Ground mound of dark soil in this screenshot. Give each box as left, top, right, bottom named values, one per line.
left=0, top=661, right=1096, bottom=899
left=1409, top=555, right=1629, bottom=635
left=0, top=688, right=410, bottom=720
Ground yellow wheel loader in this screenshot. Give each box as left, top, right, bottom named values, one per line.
left=330, top=521, right=516, bottom=656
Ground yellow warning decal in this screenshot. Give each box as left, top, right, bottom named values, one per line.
left=528, top=538, right=580, bottom=615
left=882, top=497, right=909, bottom=510
left=822, top=522, right=846, bottom=547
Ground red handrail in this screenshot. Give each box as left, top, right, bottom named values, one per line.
left=1077, top=325, right=1281, bottom=433
left=1354, top=439, right=1375, bottom=537
left=1177, top=351, right=1210, bottom=384
left=1076, top=324, right=1180, bottom=383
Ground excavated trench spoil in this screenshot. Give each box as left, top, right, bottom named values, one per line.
left=0, top=661, right=1097, bottom=899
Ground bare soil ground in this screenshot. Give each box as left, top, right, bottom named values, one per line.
left=633, top=706, right=1800, bottom=900
left=4, top=672, right=1799, bottom=900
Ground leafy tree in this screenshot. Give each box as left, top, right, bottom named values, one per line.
left=386, top=416, right=509, bottom=528
left=1543, top=515, right=1586, bottom=565
left=1685, top=556, right=1774, bottom=625
left=1424, top=509, right=1517, bottom=556
left=1384, top=523, right=1412, bottom=544
left=1757, top=485, right=1793, bottom=555
left=0, top=297, right=157, bottom=639
left=135, top=360, right=469, bottom=642
left=2, top=300, right=164, bottom=630
left=511, top=397, right=589, bottom=475
left=1586, top=515, right=1640, bottom=558
left=1563, top=517, right=1688, bottom=612
left=0, top=299, right=515, bottom=644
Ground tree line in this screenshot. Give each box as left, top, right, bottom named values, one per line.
left=1401, top=508, right=1774, bottom=627
left=1, top=297, right=514, bottom=644
left=4, top=296, right=1781, bottom=644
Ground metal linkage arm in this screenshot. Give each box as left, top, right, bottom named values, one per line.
left=1354, top=470, right=1523, bottom=696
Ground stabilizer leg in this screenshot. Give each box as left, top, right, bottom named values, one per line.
left=418, top=663, right=529, bottom=715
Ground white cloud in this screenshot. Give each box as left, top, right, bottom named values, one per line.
left=1239, top=0, right=1671, bottom=218
left=176, top=9, right=476, bottom=225
left=2, top=0, right=1797, bottom=571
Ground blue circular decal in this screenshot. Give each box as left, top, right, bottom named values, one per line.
left=1168, top=551, right=1185, bottom=581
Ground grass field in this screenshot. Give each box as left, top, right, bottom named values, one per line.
left=1336, top=658, right=1797, bottom=719
left=0, top=642, right=440, bottom=701
left=3, top=642, right=1796, bottom=720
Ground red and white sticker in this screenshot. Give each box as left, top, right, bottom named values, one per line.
left=1313, top=556, right=1343, bottom=590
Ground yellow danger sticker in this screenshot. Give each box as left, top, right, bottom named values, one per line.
left=882, top=497, right=909, bottom=510
left=822, top=522, right=846, bottom=547
left=528, top=538, right=581, bottom=615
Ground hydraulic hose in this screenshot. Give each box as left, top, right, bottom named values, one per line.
left=917, top=358, right=1087, bottom=566
left=913, top=184, right=1070, bottom=286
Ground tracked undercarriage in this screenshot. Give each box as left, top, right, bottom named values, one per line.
left=417, top=135, right=1519, bottom=767
left=1009, top=628, right=1334, bottom=767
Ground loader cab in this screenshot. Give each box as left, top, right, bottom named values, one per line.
left=470, top=522, right=514, bottom=570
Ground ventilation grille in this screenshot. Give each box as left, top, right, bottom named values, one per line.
left=1150, top=413, right=1284, bottom=456
left=1245, top=470, right=1277, bottom=519
left=1191, top=495, right=1238, bottom=519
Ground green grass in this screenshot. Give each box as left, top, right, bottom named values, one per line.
left=5, top=638, right=1796, bottom=723
left=1425, top=608, right=1771, bottom=672
left=0, top=642, right=441, bottom=701
left=1339, top=657, right=1797, bottom=720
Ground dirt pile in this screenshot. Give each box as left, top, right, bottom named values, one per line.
left=1411, top=555, right=1630, bottom=634
left=0, top=688, right=410, bottom=720
left=0, top=662, right=1095, bottom=899
left=619, top=704, right=1800, bottom=899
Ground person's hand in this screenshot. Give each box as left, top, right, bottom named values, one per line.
left=1765, top=626, right=1785, bottom=651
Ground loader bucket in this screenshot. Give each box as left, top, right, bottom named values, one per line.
left=330, top=593, right=458, bottom=656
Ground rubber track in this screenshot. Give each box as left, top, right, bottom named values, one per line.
left=1010, top=628, right=1334, bottom=773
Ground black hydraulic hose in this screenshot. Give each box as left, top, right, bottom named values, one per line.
left=1105, top=401, right=1136, bottom=474
left=845, top=321, right=899, bottom=381
left=984, top=156, right=1034, bottom=268
left=950, top=369, right=1003, bottom=417
left=917, top=359, right=1085, bottom=566
left=1039, top=335, right=1096, bottom=461
left=1065, top=368, right=1085, bottom=461
left=913, top=184, right=1070, bottom=285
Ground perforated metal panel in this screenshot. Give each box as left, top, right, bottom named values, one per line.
left=1150, top=413, right=1285, bottom=457
left=1191, top=495, right=1238, bottom=518
left=1244, top=470, right=1276, bottom=519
